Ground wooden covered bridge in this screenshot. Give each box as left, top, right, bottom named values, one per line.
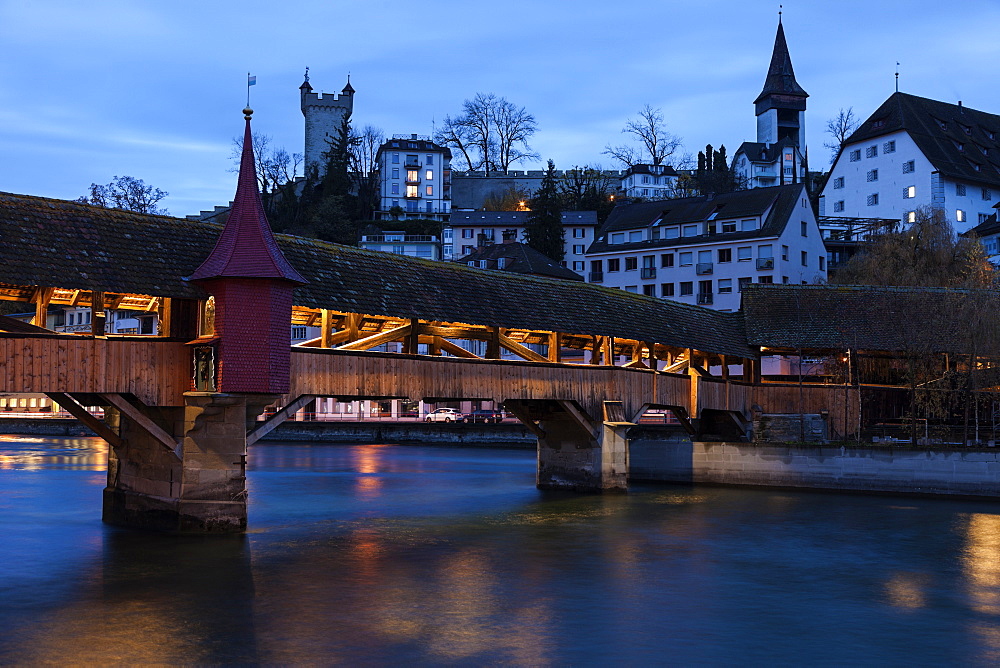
left=1, top=112, right=995, bottom=532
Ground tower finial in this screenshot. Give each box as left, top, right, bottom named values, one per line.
left=778, top=4, right=782, bottom=22
left=895, top=61, right=900, bottom=93
left=304, top=66, right=309, bottom=83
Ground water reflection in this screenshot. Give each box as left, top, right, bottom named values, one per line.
left=0, top=435, right=107, bottom=471
left=5, top=439, right=1000, bottom=663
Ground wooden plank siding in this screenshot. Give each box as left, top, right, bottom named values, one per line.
left=751, top=382, right=860, bottom=440
left=0, top=334, right=190, bottom=406
left=289, top=348, right=694, bottom=421
left=699, top=378, right=753, bottom=414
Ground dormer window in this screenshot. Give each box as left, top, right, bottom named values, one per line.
left=872, top=120, right=885, bottom=130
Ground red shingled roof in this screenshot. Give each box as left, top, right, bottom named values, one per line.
left=188, top=113, right=306, bottom=285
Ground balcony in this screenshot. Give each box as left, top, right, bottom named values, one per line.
left=405, top=175, right=421, bottom=185
left=640, top=267, right=656, bottom=279
left=589, top=271, right=604, bottom=283
left=697, top=293, right=714, bottom=305
left=695, top=262, right=713, bottom=275
left=404, top=160, right=421, bottom=169
left=756, top=257, right=774, bottom=270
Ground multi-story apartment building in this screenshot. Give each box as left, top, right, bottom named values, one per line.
left=819, top=93, right=1000, bottom=233
left=359, top=230, right=442, bottom=260
left=619, top=164, right=679, bottom=199
left=732, top=19, right=808, bottom=190
left=445, top=211, right=598, bottom=272
left=585, top=184, right=827, bottom=311
left=375, top=135, right=452, bottom=222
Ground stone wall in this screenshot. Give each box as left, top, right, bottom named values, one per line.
left=753, top=413, right=827, bottom=444
left=630, top=434, right=1000, bottom=497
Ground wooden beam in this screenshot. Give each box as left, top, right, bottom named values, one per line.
left=437, top=338, right=482, bottom=359
left=320, top=309, right=333, bottom=348
left=590, top=335, right=602, bottom=365
left=630, top=403, right=652, bottom=424
left=503, top=402, right=546, bottom=439
left=498, top=333, right=549, bottom=362
left=405, top=318, right=420, bottom=354
left=246, top=395, right=315, bottom=446
left=337, top=324, right=411, bottom=352
left=602, top=400, right=630, bottom=423
left=46, top=393, right=122, bottom=448
left=32, top=286, right=53, bottom=327
left=603, top=336, right=614, bottom=366
left=485, top=327, right=501, bottom=359
left=99, top=393, right=179, bottom=458
left=90, top=291, right=106, bottom=336
left=547, top=332, right=562, bottom=363
left=556, top=400, right=596, bottom=436
left=345, top=312, right=361, bottom=342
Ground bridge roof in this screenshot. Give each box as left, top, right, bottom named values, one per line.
left=0, top=192, right=754, bottom=358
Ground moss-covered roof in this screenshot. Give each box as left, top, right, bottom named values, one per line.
left=0, top=191, right=754, bottom=357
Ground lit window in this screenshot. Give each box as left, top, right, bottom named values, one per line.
left=904, top=186, right=915, bottom=199
left=425, top=170, right=434, bottom=180
left=406, top=185, right=418, bottom=197
left=425, top=185, right=433, bottom=196
left=907, top=211, right=916, bottom=223
left=957, top=209, right=966, bottom=223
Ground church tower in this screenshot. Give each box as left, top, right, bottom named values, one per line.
left=300, top=69, right=355, bottom=178
left=754, top=17, right=808, bottom=149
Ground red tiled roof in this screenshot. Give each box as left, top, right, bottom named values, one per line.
left=188, top=113, right=307, bottom=285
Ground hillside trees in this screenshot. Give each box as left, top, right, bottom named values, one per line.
left=78, top=176, right=169, bottom=215
left=434, top=93, right=539, bottom=172
left=524, top=160, right=565, bottom=262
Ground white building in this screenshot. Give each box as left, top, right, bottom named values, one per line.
left=375, top=135, right=452, bottom=222
left=819, top=93, right=1000, bottom=233
left=619, top=164, right=679, bottom=199
left=446, top=211, right=598, bottom=273
left=359, top=230, right=442, bottom=260
left=732, top=19, right=808, bottom=190
left=585, top=184, right=827, bottom=312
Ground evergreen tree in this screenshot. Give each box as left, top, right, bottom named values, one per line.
left=524, top=160, right=565, bottom=262
left=306, top=115, right=361, bottom=244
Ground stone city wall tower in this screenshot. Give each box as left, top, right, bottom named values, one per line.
left=300, top=70, right=354, bottom=178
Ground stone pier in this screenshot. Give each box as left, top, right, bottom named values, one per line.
left=103, top=392, right=276, bottom=533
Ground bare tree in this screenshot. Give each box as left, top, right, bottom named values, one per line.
left=434, top=93, right=539, bottom=172
left=231, top=132, right=303, bottom=194
left=604, top=104, right=683, bottom=167
left=78, top=176, right=169, bottom=215
left=824, top=107, right=860, bottom=164
left=349, top=124, right=384, bottom=222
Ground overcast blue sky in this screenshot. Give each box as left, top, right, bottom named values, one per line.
left=2, top=0, right=999, bottom=216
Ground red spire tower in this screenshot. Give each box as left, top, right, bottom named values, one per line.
left=189, top=106, right=306, bottom=394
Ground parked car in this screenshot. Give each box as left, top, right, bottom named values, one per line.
left=463, top=409, right=504, bottom=424
left=425, top=408, right=464, bottom=423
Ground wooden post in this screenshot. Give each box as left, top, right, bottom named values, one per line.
left=548, top=332, right=562, bottom=363
left=590, top=335, right=602, bottom=365
left=320, top=309, right=333, bottom=348
left=90, top=291, right=106, bottom=336
left=429, top=335, right=442, bottom=356
left=720, top=354, right=730, bottom=381
left=406, top=318, right=420, bottom=354
left=603, top=337, right=614, bottom=366
left=31, top=287, right=53, bottom=328
left=646, top=341, right=656, bottom=370
left=486, top=327, right=501, bottom=359
left=158, top=298, right=172, bottom=337
left=346, top=312, right=361, bottom=342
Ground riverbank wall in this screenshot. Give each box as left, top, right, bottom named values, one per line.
left=629, top=427, right=1000, bottom=498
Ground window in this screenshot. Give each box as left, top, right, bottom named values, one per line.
left=903, top=160, right=915, bottom=173
left=572, top=245, right=585, bottom=254
left=642, top=285, right=656, bottom=297
left=406, top=185, right=418, bottom=198
left=957, top=184, right=967, bottom=197
left=642, top=176, right=650, bottom=184
left=867, top=193, right=879, bottom=206
left=737, top=246, right=752, bottom=261
left=741, top=219, right=756, bottom=231
left=392, top=199, right=399, bottom=208
left=661, top=253, right=674, bottom=268
left=406, top=154, right=418, bottom=163
left=833, top=200, right=845, bottom=212
left=682, top=224, right=699, bottom=237
left=611, top=232, right=625, bottom=244
left=721, top=221, right=737, bottom=233
left=957, top=209, right=966, bottom=223
left=426, top=202, right=433, bottom=213
left=392, top=153, right=399, bottom=164
left=718, top=248, right=732, bottom=263
left=625, top=257, right=638, bottom=271
left=461, top=245, right=474, bottom=255
left=866, top=169, right=878, bottom=182
left=391, top=183, right=399, bottom=195
left=801, top=221, right=808, bottom=237
left=392, top=244, right=405, bottom=255
left=392, top=168, right=399, bottom=179
left=983, top=188, right=992, bottom=200
left=679, top=282, right=693, bottom=296
left=661, top=283, right=675, bottom=297
left=758, top=275, right=774, bottom=284
left=833, top=177, right=844, bottom=189
left=573, top=261, right=585, bottom=271
left=406, top=170, right=418, bottom=182
left=904, top=186, right=915, bottom=199
left=664, top=226, right=679, bottom=239
left=906, top=211, right=916, bottom=223
left=783, top=276, right=790, bottom=284
left=679, top=252, right=693, bottom=266
left=980, top=213, right=991, bottom=224
left=849, top=149, right=861, bottom=162
left=738, top=277, right=752, bottom=291
left=781, top=245, right=789, bottom=261
left=573, top=228, right=586, bottom=238
left=819, top=255, right=826, bottom=271
left=608, top=258, right=621, bottom=272
left=642, top=189, right=649, bottom=197
left=462, top=229, right=474, bottom=239
left=425, top=170, right=434, bottom=180
left=624, top=286, right=638, bottom=293
left=758, top=244, right=773, bottom=258
left=866, top=145, right=878, bottom=158
left=801, top=250, right=808, bottom=266
left=426, top=154, right=434, bottom=165
left=425, top=185, right=433, bottom=196
left=718, top=278, right=732, bottom=294
left=628, top=230, right=642, bottom=242
left=883, top=140, right=896, bottom=153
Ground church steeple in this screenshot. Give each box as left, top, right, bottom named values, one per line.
left=754, top=18, right=808, bottom=104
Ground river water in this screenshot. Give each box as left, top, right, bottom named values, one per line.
left=2, top=435, right=1000, bottom=665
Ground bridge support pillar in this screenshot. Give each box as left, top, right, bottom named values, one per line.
left=103, top=392, right=277, bottom=533
left=511, top=400, right=630, bottom=492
